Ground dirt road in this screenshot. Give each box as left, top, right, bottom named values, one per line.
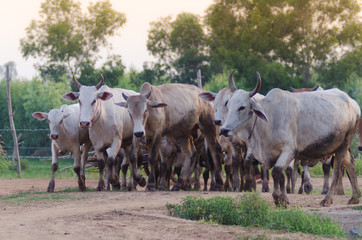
left=0, top=177, right=361, bottom=240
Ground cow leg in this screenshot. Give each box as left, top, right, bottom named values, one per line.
left=243, top=156, right=256, bottom=192
left=291, top=159, right=299, bottom=194
left=73, top=148, right=86, bottom=192
left=146, top=135, right=162, bottom=192
left=199, top=120, right=223, bottom=191
left=321, top=151, right=344, bottom=206
left=106, top=145, right=121, bottom=190
left=272, top=152, right=293, bottom=207
left=302, top=165, right=313, bottom=194
left=95, top=151, right=105, bottom=191
left=129, top=138, right=147, bottom=188
left=286, top=166, right=292, bottom=194
left=261, top=165, right=270, bottom=192
left=224, top=151, right=232, bottom=192
left=231, top=154, right=240, bottom=192
left=120, top=156, right=128, bottom=191
left=335, top=165, right=345, bottom=195
left=321, top=160, right=331, bottom=194
left=79, top=142, right=91, bottom=192
left=193, top=154, right=201, bottom=190
left=48, top=141, right=59, bottom=192
left=344, top=153, right=361, bottom=204
left=298, top=170, right=305, bottom=194
left=172, top=137, right=196, bottom=191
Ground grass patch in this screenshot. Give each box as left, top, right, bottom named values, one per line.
left=352, top=205, right=362, bottom=211
left=0, top=188, right=85, bottom=204
left=166, top=193, right=345, bottom=238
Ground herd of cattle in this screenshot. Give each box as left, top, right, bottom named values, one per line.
left=32, top=71, right=362, bottom=207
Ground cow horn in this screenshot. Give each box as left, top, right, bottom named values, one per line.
left=249, top=72, right=261, bottom=98
left=145, top=91, right=151, bottom=99
left=228, top=69, right=237, bottom=92
left=73, top=75, right=82, bottom=89
left=96, top=75, right=104, bottom=90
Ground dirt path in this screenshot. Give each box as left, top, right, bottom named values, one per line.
left=0, top=177, right=361, bottom=240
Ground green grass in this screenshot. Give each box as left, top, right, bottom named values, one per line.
left=166, top=193, right=345, bottom=238
left=0, top=188, right=86, bottom=204
left=0, top=158, right=99, bottom=179
left=309, top=154, right=362, bottom=177
left=352, top=205, right=362, bottom=211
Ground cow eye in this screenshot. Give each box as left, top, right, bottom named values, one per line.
left=238, top=106, right=245, bottom=111
left=224, top=100, right=228, bottom=106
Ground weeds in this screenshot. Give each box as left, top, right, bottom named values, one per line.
left=166, top=193, right=345, bottom=238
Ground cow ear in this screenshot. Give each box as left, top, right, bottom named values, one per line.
left=148, top=101, right=167, bottom=108
left=98, top=91, right=113, bottom=101
left=115, top=102, right=128, bottom=108
left=62, top=92, right=79, bottom=102
left=199, top=92, right=217, bottom=102
left=250, top=101, right=268, bottom=122
left=32, top=112, right=48, bottom=120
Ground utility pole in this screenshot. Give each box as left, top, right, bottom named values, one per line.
left=6, top=65, right=21, bottom=177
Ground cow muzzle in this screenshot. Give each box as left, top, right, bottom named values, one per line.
left=50, top=134, right=59, bottom=140
left=80, top=121, right=91, bottom=128
left=134, top=131, right=144, bottom=138
left=220, top=128, right=231, bottom=136
left=214, top=120, right=222, bottom=126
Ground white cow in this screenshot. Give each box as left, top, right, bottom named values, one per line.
left=32, top=104, right=92, bottom=192
left=62, top=76, right=146, bottom=191
left=199, top=70, right=268, bottom=192
left=220, top=72, right=360, bottom=207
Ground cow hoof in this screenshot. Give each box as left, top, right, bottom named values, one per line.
left=272, top=191, right=289, bottom=207
left=286, top=187, right=291, bottom=194
left=146, top=185, right=155, bottom=192
left=138, top=177, right=147, bottom=187
left=231, top=187, right=240, bottom=192
left=320, top=198, right=333, bottom=207
left=78, top=185, right=87, bottom=192
left=262, top=186, right=270, bottom=193
left=347, top=197, right=360, bottom=205
left=304, top=183, right=313, bottom=194
left=121, top=185, right=127, bottom=191
left=96, top=181, right=105, bottom=191
left=47, top=180, right=55, bottom=192
left=171, top=185, right=181, bottom=191
left=298, top=187, right=303, bottom=194
left=112, top=183, right=121, bottom=191
left=158, top=186, right=165, bottom=191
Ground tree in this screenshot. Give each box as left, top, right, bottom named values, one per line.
left=20, top=0, right=126, bottom=84
left=205, top=0, right=361, bottom=86
left=147, top=13, right=210, bottom=84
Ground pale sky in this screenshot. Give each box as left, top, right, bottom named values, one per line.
left=1, top=0, right=214, bottom=79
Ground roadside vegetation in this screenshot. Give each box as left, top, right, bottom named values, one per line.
left=0, top=188, right=87, bottom=204
left=166, top=193, right=345, bottom=238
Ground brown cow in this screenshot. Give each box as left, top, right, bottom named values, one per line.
left=117, top=82, right=224, bottom=191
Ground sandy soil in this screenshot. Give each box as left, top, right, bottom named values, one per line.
left=0, top=177, right=361, bottom=240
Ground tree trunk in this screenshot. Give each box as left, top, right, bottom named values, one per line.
left=6, top=65, right=21, bottom=177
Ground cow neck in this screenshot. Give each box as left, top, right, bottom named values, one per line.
left=247, top=116, right=257, bottom=141
left=91, top=99, right=102, bottom=126
left=248, top=97, right=258, bottom=141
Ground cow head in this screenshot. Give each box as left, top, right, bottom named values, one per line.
left=115, top=91, right=167, bottom=138
left=199, top=70, right=236, bottom=126
left=62, top=75, right=113, bottom=128
left=220, top=72, right=268, bottom=139
left=32, top=108, right=71, bottom=140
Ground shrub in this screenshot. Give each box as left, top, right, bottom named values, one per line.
left=166, top=193, right=345, bottom=238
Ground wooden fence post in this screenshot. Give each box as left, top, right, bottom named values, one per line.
left=197, top=69, right=202, bottom=89
left=6, top=65, right=21, bottom=177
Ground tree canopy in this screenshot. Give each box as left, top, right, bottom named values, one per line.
left=20, top=0, right=126, bottom=84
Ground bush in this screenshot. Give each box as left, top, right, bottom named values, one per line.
left=166, top=193, right=345, bottom=238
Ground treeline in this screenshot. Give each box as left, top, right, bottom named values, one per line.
left=0, top=0, right=361, bottom=157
